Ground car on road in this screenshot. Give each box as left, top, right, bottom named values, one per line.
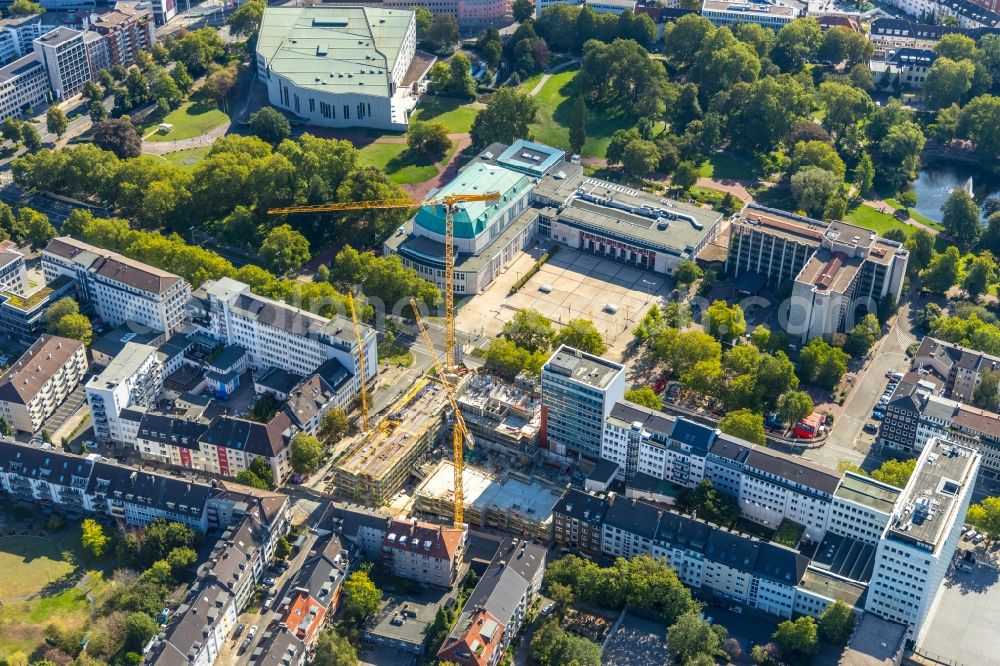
left=729, top=606, right=743, bottom=614
left=863, top=423, right=879, bottom=434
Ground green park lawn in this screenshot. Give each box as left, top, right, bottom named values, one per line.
left=845, top=203, right=917, bottom=238
left=697, top=153, right=755, bottom=181
left=527, top=66, right=638, bottom=159
left=160, top=146, right=212, bottom=169
left=885, top=197, right=946, bottom=231
left=357, top=141, right=441, bottom=185
left=411, top=96, right=480, bottom=134
left=0, top=536, right=76, bottom=597
left=143, top=101, right=229, bottom=142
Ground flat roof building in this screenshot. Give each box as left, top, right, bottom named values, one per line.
left=256, top=6, right=418, bottom=130
left=701, top=0, right=801, bottom=27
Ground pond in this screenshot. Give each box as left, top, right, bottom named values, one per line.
left=910, top=162, right=1000, bottom=223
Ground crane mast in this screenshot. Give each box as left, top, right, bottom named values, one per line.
left=345, top=292, right=369, bottom=433
left=410, top=298, right=473, bottom=527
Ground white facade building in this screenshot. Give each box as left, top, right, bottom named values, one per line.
left=700, top=0, right=800, bottom=27
left=42, top=237, right=191, bottom=337
left=85, top=342, right=163, bottom=443
left=33, top=27, right=91, bottom=99
left=0, top=53, right=50, bottom=122
left=0, top=240, right=27, bottom=295
left=0, top=15, right=46, bottom=64
left=256, top=6, right=418, bottom=131
left=535, top=0, right=637, bottom=16
left=866, top=438, right=980, bottom=640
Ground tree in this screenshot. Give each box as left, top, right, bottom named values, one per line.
left=778, top=390, right=814, bottom=425
left=719, top=408, right=766, bottom=445
left=81, top=518, right=108, bottom=558
left=878, top=120, right=926, bottom=187
left=773, top=616, right=818, bottom=665
left=319, top=407, right=349, bottom=443
left=973, top=368, right=1000, bottom=411
left=261, top=224, right=310, bottom=274
left=428, top=13, right=460, bottom=50
left=20, top=123, right=41, bottom=152
left=513, top=0, right=533, bottom=21
left=818, top=601, right=856, bottom=645
left=653, top=328, right=722, bottom=379
left=922, top=246, right=961, bottom=294
left=446, top=53, right=476, bottom=98
left=200, top=64, right=238, bottom=105
left=625, top=387, right=663, bottom=410
left=772, top=18, right=822, bottom=72
left=672, top=161, right=699, bottom=192
left=484, top=337, right=547, bottom=379
left=791, top=167, right=841, bottom=217
left=870, top=458, right=916, bottom=488
left=569, top=96, right=587, bottom=156
left=125, top=612, right=159, bottom=652
left=248, top=107, right=291, bottom=145
left=942, top=188, right=981, bottom=246
left=45, top=297, right=80, bottom=330
left=289, top=433, right=323, bottom=474
left=844, top=313, right=880, bottom=357
left=924, top=57, right=975, bottom=109
left=905, top=229, right=936, bottom=272
left=8, top=0, right=44, bottom=14
left=606, top=128, right=641, bottom=164
left=554, top=318, right=606, bottom=355
left=798, top=338, right=849, bottom=389
left=235, top=469, right=269, bottom=490
left=470, top=87, right=538, bottom=150
left=673, top=260, right=703, bottom=286
left=343, top=571, right=381, bottom=621
left=789, top=140, right=846, bottom=179
left=274, top=536, right=292, bottom=561
left=819, top=26, right=873, bottom=67
left=50, top=313, right=93, bottom=346
left=964, top=252, right=998, bottom=300
left=2, top=118, right=21, bottom=146
left=227, top=0, right=265, bottom=37
left=676, top=480, right=739, bottom=525
left=312, top=630, right=358, bottom=666
left=92, top=118, right=141, bottom=159
left=852, top=151, right=875, bottom=195
left=936, top=33, right=978, bottom=61
left=89, top=100, right=109, bottom=124
left=406, top=120, right=451, bottom=160
left=412, top=6, right=433, bottom=38
left=548, top=582, right=575, bottom=619
left=502, top=308, right=554, bottom=352
left=620, top=139, right=660, bottom=178
left=45, top=106, right=68, bottom=139
left=19, top=208, right=54, bottom=249
left=704, top=300, right=746, bottom=342
left=958, top=94, right=1000, bottom=160
left=965, top=496, right=1000, bottom=538
left=667, top=611, right=721, bottom=664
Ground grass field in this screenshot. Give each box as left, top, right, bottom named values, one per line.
left=159, top=146, right=212, bottom=169
left=357, top=142, right=441, bottom=185
left=885, top=197, right=946, bottom=230
left=0, top=536, right=75, bottom=598
left=845, top=203, right=916, bottom=237
left=411, top=96, right=480, bottom=134
left=697, top=153, right=755, bottom=181
left=527, top=66, right=637, bottom=158
left=143, top=101, right=229, bottom=142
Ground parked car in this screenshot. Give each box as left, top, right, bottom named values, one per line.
left=239, top=638, right=252, bottom=654
left=975, top=533, right=987, bottom=544
left=729, top=606, right=743, bottom=614
left=263, top=577, right=276, bottom=585
left=540, top=603, right=556, bottom=617
left=234, top=623, right=246, bottom=638
left=872, top=410, right=885, bottom=420
left=863, top=423, right=879, bottom=434
left=957, top=560, right=973, bottom=573
left=247, top=626, right=258, bottom=639
left=963, top=530, right=978, bottom=541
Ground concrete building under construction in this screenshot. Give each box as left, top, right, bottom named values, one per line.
left=334, top=379, right=449, bottom=505
left=457, top=373, right=541, bottom=457
left=414, top=460, right=560, bottom=540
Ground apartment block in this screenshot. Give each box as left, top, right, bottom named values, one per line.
left=0, top=240, right=26, bottom=295
left=541, top=345, right=625, bottom=460
left=866, top=438, right=980, bottom=639
left=871, top=47, right=937, bottom=91
left=0, top=53, right=50, bottom=122
left=43, top=237, right=191, bottom=337
left=868, top=17, right=1000, bottom=56
left=88, top=5, right=155, bottom=68
left=85, top=342, right=163, bottom=443
left=726, top=206, right=908, bottom=343
left=195, top=413, right=296, bottom=485
left=912, top=336, right=1000, bottom=404
left=383, top=519, right=467, bottom=588
left=552, top=488, right=609, bottom=558
left=878, top=0, right=1000, bottom=28
left=0, top=335, right=87, bottom=434
left=197, top=277, right=377, bottom=384
left=33, top=27, right=91, bottom=99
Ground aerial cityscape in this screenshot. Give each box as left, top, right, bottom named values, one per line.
left=0, top=0, right=998, bottom=663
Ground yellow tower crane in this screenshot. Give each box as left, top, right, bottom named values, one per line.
left=410, top=297, right=473, bottom=527
left=269, top=191, right=500, bottom=369
left=345, top=291, right=369, bottom=433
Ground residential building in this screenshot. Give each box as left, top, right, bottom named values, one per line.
left=700, top=0, right=801, bottom=27
left=85, top=342, right=163, bottom=443
left=878, top=0, right=1000, bottom=28
left=33, top=27, right=91, bottom=99
left=0, top=335, right=87, bottom=434
left=153, top=581, right=238, bottom=666
left=298, top=0, right=513, bottom=29
left=284, top=364, right=354, bottom=435
left=0, top=53, right=50, bottom=122
left=131, top=410, right=210, bottom=464
left=196, top=413, right=297, bottom=485
left=0, top=276, right=77, bottom=345
left=868, top=17, right=1000, bottom=56
left=726, top=205, right=908, bottom=343
left=386, top=141, right=724, bottom=294
left=88, top=5, right=155, bottom=68
left=383, top=519, right=467, bottom=587
left=197, top=277, right=377, bottom=385
left=0, top=240, right=27, bottom=296
left=42, top=237, right=191, bottom=337
left=280, top=520, right=348, bottom=626
left=535, top=0, right=636, bottom=17
left=871, top=47, right=937, bottom=90
left=541, top=345, right=625, bottom=460
left=552, top=487, right=608, bottom=558
left=866, top=438, right=980, bottom=639
left=90, top=325, right=165, bottom=367
left=438, top=538, right=546, bottom=666
left=912, top=336, right=1000, bottom=404
left=256, top=6, right=418, bottom=130
left=0, top=441, right=96, bottom=511
left=148, top=0, right=177, bottom=25
left=87, top=459, right=214, bottom=530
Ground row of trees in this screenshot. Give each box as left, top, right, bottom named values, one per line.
left=482, top=308, right=607, bottom=379
left=0, top=201, right=54, bottom=248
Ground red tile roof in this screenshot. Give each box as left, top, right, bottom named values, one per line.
left=384, top=519, right=464, bottom=563
left=437, top=609, right=504, bottom=666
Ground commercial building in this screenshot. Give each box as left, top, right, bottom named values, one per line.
left=0, top=53, right=50, bottom=122
left=256, top=6, right=418, bottom=130
left=700, top=0, right=801, bottom=27
left=0, top=335, right=87, bottom=434
left=0, top=15, right=46, bottom=64
left=726, top=205, right=908, bottom=343
left=0, top=240, right=26, bottom=296
left=386, top=140, right=724, bottom=293
left=457, top=373, right=541, bottom=456
left=871, top=47, right=937, bottom=91
left=33, top=26, right=90, bottom=99
left=0, top=275, right=77, bottom=345
left=535, top=0, right=636, bottom=17
left=43, top=237, right=191, bottom=337
left=415, top=460, right=561, bottom=541
left=866, top=438, right=980, bottom=639
left=85, top=342, right=163, bottom=443
left=438, top=538, right=546, bottom=666
left=383, top=518, right=467, bottom=587
left=828, top=472, right=901, bottom=546
left=197, top=277, right=377, bottom=386
left=334, top=379, right=447, bottom=505
left=541, top=345, right=625, bottom=460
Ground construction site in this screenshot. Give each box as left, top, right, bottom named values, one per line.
left=457, top=374, right=541, bottom=457
left=413, top=460, right=561, bottom=541
left=333, top=378, right=450, bottom=506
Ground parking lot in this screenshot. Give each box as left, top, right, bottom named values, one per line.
left=42, top=383, right=88, bottom=436
left=917, top=544, right=1000, bottom=666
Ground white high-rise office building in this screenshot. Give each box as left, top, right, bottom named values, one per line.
left=85, top=342, right=163, bottom=443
